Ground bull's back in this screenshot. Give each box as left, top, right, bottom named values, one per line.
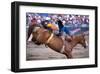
left=48, top=35, right=63, bottom=52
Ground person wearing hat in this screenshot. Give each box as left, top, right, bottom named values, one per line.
left=57, top=17, right=72, bottom=41
left=47, top=22, right=59, bottom=31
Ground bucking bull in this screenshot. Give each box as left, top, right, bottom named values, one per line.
left=28, top=26, right=87, bottom=58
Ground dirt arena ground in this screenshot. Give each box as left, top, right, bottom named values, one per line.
left=26, top=36, right=89, bottom=60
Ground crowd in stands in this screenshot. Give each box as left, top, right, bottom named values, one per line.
left=26, top=13, right=89, bottom=37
